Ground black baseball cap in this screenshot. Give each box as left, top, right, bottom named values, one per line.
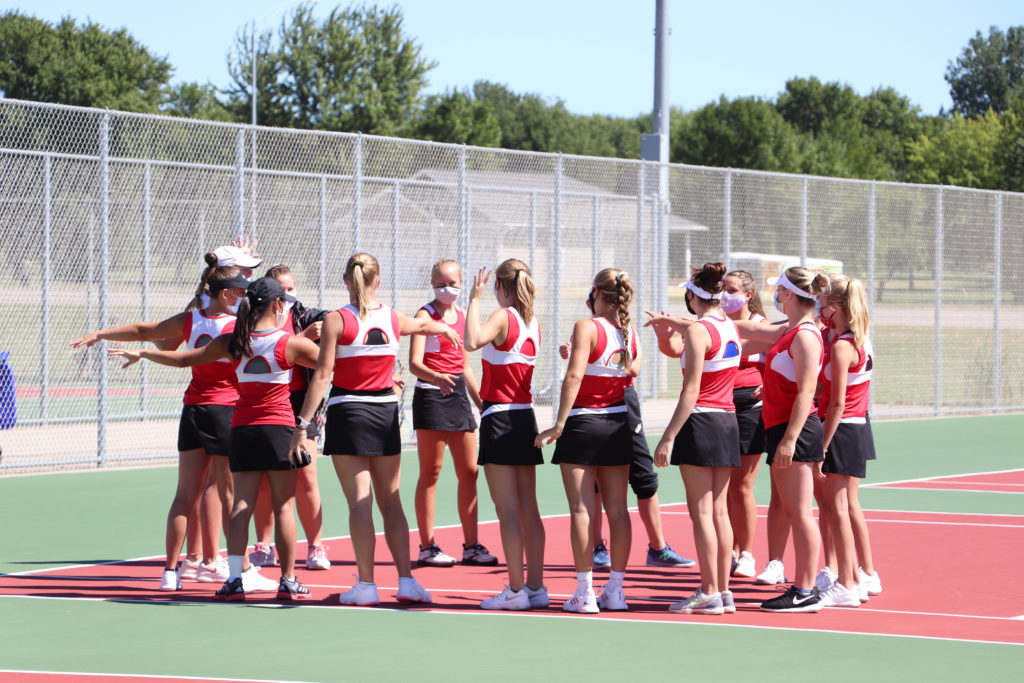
left=209, top=273, right=252, bottom=293
left=246, top=276, right=297, bottom=305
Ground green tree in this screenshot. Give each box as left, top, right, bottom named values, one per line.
left=225, top=3, right=435, bottom=134
left=946, top=26, right=1024, bottom=117
left=0, top=11, right=171, bottom=111
left=408, top=89, right=501, bottom=146
left=161, top=82, right=235, bottom=121
left=906, top=111, right=1006, bottom=189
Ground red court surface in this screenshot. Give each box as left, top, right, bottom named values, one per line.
left=869, top=469, right=1024, bottom=494
left=2, top=504, right=1022, bottom=645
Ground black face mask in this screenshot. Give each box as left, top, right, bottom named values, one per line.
left=685, top=292, right=696, bottom=316
left=586, top=289, right=596, bottom=315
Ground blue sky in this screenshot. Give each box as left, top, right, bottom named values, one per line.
left=9, top=0, right=1021, bottom=117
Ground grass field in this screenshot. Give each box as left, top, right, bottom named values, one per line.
left=0, top=414, right=1021, bottom=682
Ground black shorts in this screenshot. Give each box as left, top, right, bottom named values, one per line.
left=323, top=400, right=401, bottom=457
left=478, top=404, right=543, bottom=466
left=824, top=419, right=876, bottom=479
left=733, top=386, right=765, bottom=456
left=765, top=414, right=825, bottom=465
left=670, top=410, right=741, bottom=468
left=289, top=391, right=322, bottom=439
left=412, top=375, right=477, bottom=432
left=624, top=385, right=658, bottom=499
left=229, top=424, right=308, bottom=472
left=552, top=408, right=633, bottom=467
left=177, top=404, right=233, bottom=455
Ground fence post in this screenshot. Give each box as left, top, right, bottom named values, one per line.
left=636, top=162, right=646, bottom=397
left=141, top=162, right=151, bottom=416
left=993, top=194, right=1003, bottom=408
left=319, top=175, right=327, bottom=308
left=41, top=155, right=52, bottom=422
left=591, top=196, right=601, bottom=276
left=723, top=170, right=732, bottom=270
left=934, top=188, right=943, bottom=416
left=551, top=155, right=564, bottom=421
left=800, top=176, right=809, bottom=267
left=234, top=130, right=245, bottom=239
left=458, top=146, right=470, bottom=269
left=353, top=134, right=363, bottom=251
left=98, top=111, right=111, bottom=467
left=391, top=180, right=400, bottom=308
left=867, top=182, right=877, bottom=416
left=529, top=192, right=537, bottom=271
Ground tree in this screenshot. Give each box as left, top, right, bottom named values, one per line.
left=161, top=82, right=235, bottom=121
left=225, top=3, right=435, bottom=135
left=0, top=11, right=171, bottom=111
left=906, top=111, right=1006, bottom=189
left=408, top=89, right=501, bottom=146
left=946, top=26, right=1024, bottom=117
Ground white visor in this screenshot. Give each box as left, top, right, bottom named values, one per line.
left=767, top=271, right=814, bottom=298
left=684, top=280, right=722, bottom=300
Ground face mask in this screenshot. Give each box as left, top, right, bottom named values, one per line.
left=685, top=293, right=696, bottom=316
left=586, top=289, right=596, bottom=315
left=820, top=302, right=836, bottom=328
left=433, top=286, right=460, bottom=305
left=720, top=291, right=745, bottom=314
left=773, top=289, right=785, bottom=313
left=275, top=300, right=294, bottom=328
left=226, top=298, right=240, bottom=314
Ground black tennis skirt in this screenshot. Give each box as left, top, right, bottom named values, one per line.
left=670, top=410, right=741, bottom=468
left=824, top=419, right=876, bottom=479
left=177, top=404, right=233, bottom=456
left=477, top=403, right=543, bottom=466
left=733, top=386, right=765, bottom=456
left=552, top=408, right=633, bottom=467
left=412, top=374, right=478, bottom=432
left=323, top=398, right=401, bottom=457
left=765, top=414, right=825, bottom=465
left=229, top=424, right=309, bottom=472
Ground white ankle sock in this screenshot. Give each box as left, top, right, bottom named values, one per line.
left=608, top=570, right=625, bottom=587
left=576, top=571, right=592, bottom=590
left=227, top=554, right=243, bottom=580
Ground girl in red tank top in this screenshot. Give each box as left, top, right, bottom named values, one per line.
left=110, top=276, right=323, bottom=601
left=813, top=276, right=881, bottom=606
left=408, top=259, right=494, bottom=569
left=734, top=267, right=831, bottom=613
left=71, top=254, right=249, bottom=591
left=291, top=253, right=461, bottom=607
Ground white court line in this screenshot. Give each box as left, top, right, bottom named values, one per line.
left=863, top=467, right=1024, bottom=487
left=0, top=670, right=312, bottom=683
left=658, top=512, right=1024, bottom=528
left=1, top=593, right=1021, bottom=648
left=868, top=487, right=1022, bottom=496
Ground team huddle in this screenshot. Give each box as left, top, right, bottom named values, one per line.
left=71, top=244, right=881, bottom=614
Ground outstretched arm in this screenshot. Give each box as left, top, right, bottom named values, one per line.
left=108, top=334, right=230, bottom=368
left=71, top=313, right=188, bottom=348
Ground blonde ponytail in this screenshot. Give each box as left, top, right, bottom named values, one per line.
left=830, top=276, right=871, bottom=349
left=495, top=259, right=535, bottom=324
left=345, top=253, right=380, bottom=319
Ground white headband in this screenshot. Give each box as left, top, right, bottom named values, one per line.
left=684, top=280, right=722, bottom=300
left=771, top=271, right=815, bottom=298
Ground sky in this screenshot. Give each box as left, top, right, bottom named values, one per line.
left=9, top=0, right=1022, bottom=117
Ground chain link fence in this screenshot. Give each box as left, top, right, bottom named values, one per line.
left=1, top=98, right=1021, bottom=473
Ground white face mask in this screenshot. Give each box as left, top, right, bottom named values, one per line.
left=773, top=289, right=785, bottom=313
left=276, top=300, right=294, bottom=328
left=720, top=291, right=746, bottom=314
left=433, top=286, right=460, bottom=305
left=226, top=298, right=240, bottom=314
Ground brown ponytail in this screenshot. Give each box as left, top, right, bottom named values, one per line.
left=494, top=259, right=535, bottom=324
left=785, top=266, right=831, bottom=306
left=593, top=268, right=634, bottom=371
left=691, top=262, right=727, bottom=307
left=345, top=253, right=380, bottom=319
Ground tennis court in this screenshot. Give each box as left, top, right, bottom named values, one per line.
left=0, top=413, right=1021, bottom=682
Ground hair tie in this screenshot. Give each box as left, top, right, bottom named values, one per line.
left=616, top=271, right=628, bottom=283
left=513, top=269, right=521, bottom=281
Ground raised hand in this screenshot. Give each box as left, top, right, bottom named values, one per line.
left=469, top=267, right=492, bottom=301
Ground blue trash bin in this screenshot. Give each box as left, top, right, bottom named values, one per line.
left=0, top=351, right=17, bottom=430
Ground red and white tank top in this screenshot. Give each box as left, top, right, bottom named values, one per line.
left=680, top=314, right=741, bottom=411
left=762, top=321, right=824, bottom=429
left=330, top=304, right=400, bottom=402
left=480, top=307, right=540, bottom=408
left=418, top=303, right=466, bottom=378
left=572, top=317, right=636, bottom=414
left=818, top=332, right=873, bottom=421
left=231, top=328, right=294, bottom=427
left=182, top=310, right=238, bottom=406
left=734, top=312, right=766, bottom=390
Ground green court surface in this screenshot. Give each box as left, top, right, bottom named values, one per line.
left=0, top=414, right=1021, bottom=682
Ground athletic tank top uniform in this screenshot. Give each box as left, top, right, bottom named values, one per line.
left=323, top=303, right=402, bottom=456
left=734, top=312, right=767, bottom=389
left=231, top=328, right=295, bottom=427
left=553, top=316, right=637, bottom=467
left=821, top=332, right=877, bottom=478
left=480, top=307, right=540, bottom=407
left=181, top=311, right=238, bottom=405
left=227, top=327, right=306, bottom=472
left=818, top=333, right=873, bottom=421
left=679, top=314, right=741, bottom=411
left=670, top=314, right=742, bottom=468
left=571, top=317, right=635, bottom=413
left=477, top=307, right=543, bottom=466
left=411, top=303, right=476, bottom=432
left=762, top=321, right=825, bottom=465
